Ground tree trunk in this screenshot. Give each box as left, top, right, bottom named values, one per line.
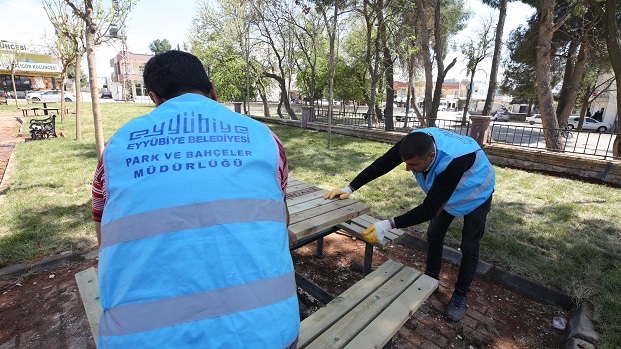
left=556, top=41, right=588, bottom=126
left=535, top=0, right=562, bottom=150
left=60, top=74, right=66, bottom=123
left=382, top=19, right=394, bottom=131
left=414, top=0, right=432, bottom=121
left=10, top=73, right=18, bottom=109
left=75, top=55, right=82, bottom=142
left=463, top=71, right=475, bottom=123
left=264, top=72, right=298, bottom=120
left=482, top=0, right=507, bottom=116
left=601, top=0, right=621, bottom=156
left=585, top=0, right=621, bottom=155
left=85, top=1, right=104, bottom=159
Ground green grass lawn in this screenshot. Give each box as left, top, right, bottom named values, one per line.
left=0, top=102, right=620, bottom=348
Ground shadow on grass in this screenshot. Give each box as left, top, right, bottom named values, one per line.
left=0, top=201, right=94, bottom=267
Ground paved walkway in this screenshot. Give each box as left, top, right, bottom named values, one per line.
left=0, top=111, right=27, bottom=192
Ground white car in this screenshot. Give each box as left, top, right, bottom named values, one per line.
left=525, top=114, right=542, bottom=124
left=26, top=90, right=75, bottom=103
left=493, top=112, right=510, bottom=122
left=395, top=110, right=416, bottom=122
left=567, top=116, right=611, bottom=132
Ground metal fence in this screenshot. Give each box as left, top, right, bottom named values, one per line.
left=313, top=108, right=471, bottom=135
left=489, top=121, right=618, bottom=160
left=237, top=102, right=618, bottom=160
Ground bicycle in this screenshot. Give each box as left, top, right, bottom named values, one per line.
left=560, top=125, right=574, bottom=139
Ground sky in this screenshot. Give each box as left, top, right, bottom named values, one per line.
left=1, top=0, right=535, bottom=82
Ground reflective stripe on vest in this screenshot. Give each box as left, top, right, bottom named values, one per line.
left=99, top=271, right=296, bottom=336
left=443, top=151, right=495, bottom=213
left=100, top=198, right=286, bottom=249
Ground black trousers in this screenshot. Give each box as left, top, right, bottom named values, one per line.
left=424, top=195, right=493, bottom=296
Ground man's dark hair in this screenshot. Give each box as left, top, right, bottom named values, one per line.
left=143, top=50, right=211, bottom=100
left=399, top=132, right=435, bottom=161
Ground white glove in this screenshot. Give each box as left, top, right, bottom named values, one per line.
left=362, top=219, right=391, bottom=243
left=323, top=186, right=353, bottom=200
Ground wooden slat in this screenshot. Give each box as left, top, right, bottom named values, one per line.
left=286, top=181, right=312, bottom=192
left=75, top=267, right=102, bottom=348
left=304, top=267, right=422, bottom=349
left=337, top=215, right=405, bottom=248
left=298, top=260, right=404, bottom=348
left=288, top=196, right=333, bottom=215
left=286, top=191, right=326, bottom=206
left=289, top=198, right=362, bottom=225
left=343, top=274, right=439, bottom=349
left=289, top=202, right=370, bottom=238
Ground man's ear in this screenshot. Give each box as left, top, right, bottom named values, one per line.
left=149, top=91, right=166, bottom=106
left=208, top=82, right=218, bottom=101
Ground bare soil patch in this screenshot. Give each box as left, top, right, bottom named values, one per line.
left=0, top=232, right=567, bottom=348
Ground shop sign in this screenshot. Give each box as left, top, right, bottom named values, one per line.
left=0, top=61, right=61, bottom=73
left=0, top=42, right=53, bottom=55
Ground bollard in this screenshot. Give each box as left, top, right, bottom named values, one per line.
left=301, top=106, right=311, bottom=128
left=233, top=102, right=242, bottom=113
left=469, top=115, right=492, bottom=147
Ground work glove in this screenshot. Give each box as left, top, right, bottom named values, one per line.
left=362, top=220, right=392, bottom=243
left=323, top=186, right=353, bottom=200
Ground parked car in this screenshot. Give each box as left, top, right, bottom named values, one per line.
left=493, top=111, right=510, bottom=122
left=26, top=90, right=75, bottom=102
left=525, top=113, right=542, bottom=124
left=395, top=110, right=416, bottom=122
left=567, top=116, right=611, bottom=132
left=100, top=90, right=113, bottom=99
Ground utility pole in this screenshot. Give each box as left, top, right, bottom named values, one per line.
left=111, top=0, right=132, bottom=102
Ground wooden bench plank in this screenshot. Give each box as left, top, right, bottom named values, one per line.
left=298, top=259, right=404, bottom=347
left=337, top=214, right=407, bottom=249
left=288, top=196, right=333, bottom=215
left=343, top=274, right=439, bottom=348
left=286, top=191, right=326, bottom=206
left=303, top=266, right=422, bottom=349
left=75, top=267, right=102, bottom=347
left=289, top=198, right=362, bottom=225
left=288, top=202, right=370, bottom=238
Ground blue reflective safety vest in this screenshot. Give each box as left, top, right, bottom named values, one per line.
left=98, top=93, right=299, bottom=348
left=411, top=128, right=495, bottom=216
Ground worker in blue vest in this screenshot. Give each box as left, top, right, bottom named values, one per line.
left=324, top=128, right=495, bottom=321
left=91, top=50, right=299, bottom=348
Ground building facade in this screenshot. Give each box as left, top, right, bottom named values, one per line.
left=0, top=41, right=61, bottom=98
left=109, top=52, right=153, bottom=101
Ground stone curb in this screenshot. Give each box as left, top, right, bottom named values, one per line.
left=397, top=233, right=599, bottom=348
left=0, top=250, right=96, bottom=281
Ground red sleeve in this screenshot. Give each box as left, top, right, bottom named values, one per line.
left=270, top=131, right=289, bottom=197
left=92, top=158, right=106, bottom=222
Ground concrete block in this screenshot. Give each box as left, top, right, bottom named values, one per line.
left=31, top=251, right=83, bottom=273
left=0, top=263, right=28, bottom=280
left=566, top=303, right=599, bottom=344
left=564, top=337, right=596, bottom=349
left=492, top=266, right=574, bottom=309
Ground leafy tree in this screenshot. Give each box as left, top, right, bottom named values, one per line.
left=44, top=33, right=77, bottom=122
left=148, top=39, right=172, bottom=54
left=585, top=0, right=621, bottom=156
left=459, top=14, right=495, bottom=123
left=62, top=0, right=137, bottom=159
left=43, top=0, right=86, bottom=140
left=480, top=0, right=511, bottom=116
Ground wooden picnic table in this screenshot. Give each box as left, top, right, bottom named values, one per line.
left=286, top=177, right=370, bottom=242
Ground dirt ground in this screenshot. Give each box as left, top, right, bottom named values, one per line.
left=0, top=232, right=567, bottom=349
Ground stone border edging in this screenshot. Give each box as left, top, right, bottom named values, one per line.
left=396, top=231, right=599, bottom=348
